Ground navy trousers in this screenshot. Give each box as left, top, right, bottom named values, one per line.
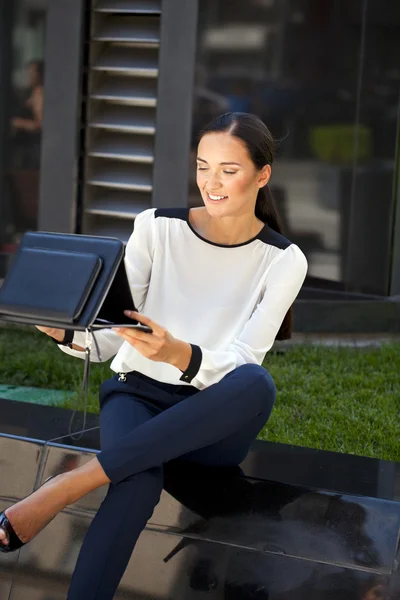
left=67, top=363, right=276, bottom=600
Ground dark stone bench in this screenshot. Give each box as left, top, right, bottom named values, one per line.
left=0, top=397, right=399, bottom=599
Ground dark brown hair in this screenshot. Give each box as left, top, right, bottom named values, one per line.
left=199, top=112, right=292, bottom=340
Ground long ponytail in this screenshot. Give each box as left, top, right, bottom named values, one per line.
left=255, top=185, right=284, bottom=232
left=256, top=185, right=293, bottom=340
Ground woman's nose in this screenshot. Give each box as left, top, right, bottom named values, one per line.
left=207, top=172, right=222, bottom=189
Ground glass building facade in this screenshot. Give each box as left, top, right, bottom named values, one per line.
left=0, top=0, right=399, bottom=303
left=0, top=0, right=48, bottom=278
left=189, top=0, right=400, bottom=297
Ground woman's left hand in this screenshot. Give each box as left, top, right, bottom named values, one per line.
left=11, top=117, right=22, bottom=129
left=113, top=311, right=191, bottom=369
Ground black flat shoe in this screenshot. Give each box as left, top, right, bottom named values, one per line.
left=0, top=512, right=25, bottom=552
left=0, top=475, right=55, bottom=553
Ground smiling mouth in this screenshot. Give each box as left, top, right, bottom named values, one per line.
left=206, top=192, right=228, bottom=201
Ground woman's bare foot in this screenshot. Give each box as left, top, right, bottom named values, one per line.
left=0, top=474, right=72, bottom=546
left=0, top=457, right=110, bottom=547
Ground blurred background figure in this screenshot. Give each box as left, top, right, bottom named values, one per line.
left=10, top=59, right=44, bottom=169
left=0, top=1, right=47, bottom=278
left=6, top=59, right=45, bottom=249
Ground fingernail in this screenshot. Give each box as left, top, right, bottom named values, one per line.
left=124, top=310, right=131, bottom=316
left=113, top=328, right=121, bottom=332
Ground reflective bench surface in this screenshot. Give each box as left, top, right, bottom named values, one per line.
left=0, top=397, right=399, bottom=599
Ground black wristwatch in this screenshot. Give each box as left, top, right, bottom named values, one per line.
left=51, top=329, right=74, bottom=348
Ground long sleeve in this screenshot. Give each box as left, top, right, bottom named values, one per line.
left=57, top=208, right=156, bottom=363
left=184, top=244, right=308, bottom=389
left=57, top=328, right=123, bottom=362
left=124, top=208, right=156, bottom=312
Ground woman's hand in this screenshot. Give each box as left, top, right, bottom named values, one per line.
left=113, top=311, right=192, bottom=371
left=35, top=326, right=65, bottom=342
left=11, top=117, right=40, bottom=131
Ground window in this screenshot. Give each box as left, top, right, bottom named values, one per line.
left=191, top=0, right=400, bottom=295
left=0, top=1, right=48, bottom=278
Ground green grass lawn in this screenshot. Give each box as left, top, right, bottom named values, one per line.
left=0, top=325, right=399, bottom=461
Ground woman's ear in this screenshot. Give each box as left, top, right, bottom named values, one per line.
left=258, top=164, right=271, bottom=188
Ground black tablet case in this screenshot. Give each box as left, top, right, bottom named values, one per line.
left=0, top=231, right=145, bottom=331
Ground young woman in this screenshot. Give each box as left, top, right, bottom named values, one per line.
left=0, top=112, right=307, bottom=599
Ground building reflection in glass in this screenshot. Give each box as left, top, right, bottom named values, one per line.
left=190, top=0, right=400, bottom=296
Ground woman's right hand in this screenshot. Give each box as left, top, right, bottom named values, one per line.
left=35, top=326, right=65, bottom=343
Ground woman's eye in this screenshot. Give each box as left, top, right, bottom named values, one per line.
left=196, top=167, right=236, bottom=175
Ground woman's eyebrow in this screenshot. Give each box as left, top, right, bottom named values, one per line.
left=196, top=157, right=242, bottom=166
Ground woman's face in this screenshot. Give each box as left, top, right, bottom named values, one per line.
left=196, top=132, right=270, bottom=218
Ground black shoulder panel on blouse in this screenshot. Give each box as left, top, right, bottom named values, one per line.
left=155, top=207, right=188, bottom=221
left=257, top=225, right=292, bottom=250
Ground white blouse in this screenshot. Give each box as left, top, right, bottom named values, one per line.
left=58, top=207, right=308, bottom=390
